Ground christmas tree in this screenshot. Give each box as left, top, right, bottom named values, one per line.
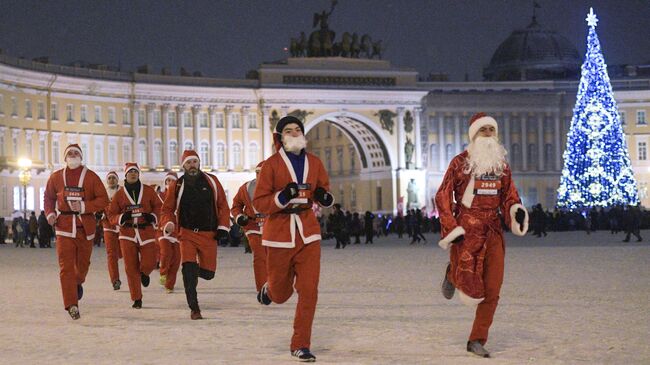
left=556, top=8, right=639, bottom=210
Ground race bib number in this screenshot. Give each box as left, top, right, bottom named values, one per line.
left=126, top=204, right=144, bottom=218
left=289, top=183, right=312, bottom=205
left=64, top=187, right=84, bottom=201
left=474, top=175, right=501, bottom=196
left=255, top=213, right=266, bottom=227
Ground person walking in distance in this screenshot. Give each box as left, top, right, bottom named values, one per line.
left=107, top=163, right=162, bottom=309
left=160, top=150, right=231, bottom=320
left=253, top=116, right=334, bottom=362
left=231, top=161, right=267, bottom=292
left=102, top=171, right=123, bottom=290
left=43, top=144, right=109, bottom=319
left=436, top=113, right=528, bottom=357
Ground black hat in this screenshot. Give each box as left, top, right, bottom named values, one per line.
left=275, top=116, right=304, bottom=134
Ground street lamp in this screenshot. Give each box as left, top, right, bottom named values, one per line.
left=18, top=158, right=32, bottom=220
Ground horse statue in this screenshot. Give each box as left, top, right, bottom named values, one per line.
left=339, top=32, right=352, bottom=57
left=350, top=33, right=360, bottom=58
left=308, top=32, right=321, bottom=57
left=360, top=34, right=372, bottom=58
left=371, top=40, right=383, bottom=59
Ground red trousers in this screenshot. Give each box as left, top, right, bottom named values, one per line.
left=103, top=230, right=121, bottom=284
left=159, top=237, right=181, bottom=290
left=120, top=240, right=157, bottom=301
left=266, top=236, right=320, bottom=351
left=56, top=230, right=93, bottom=309
left=247, top=233, right=267, bottom=291
left=178, top=228, right=217, bottom=271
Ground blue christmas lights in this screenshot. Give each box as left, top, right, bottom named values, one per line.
left=556, top=8, right=639, bottom=210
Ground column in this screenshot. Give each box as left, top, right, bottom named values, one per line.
left=537, top=115, right=544, bottom=171
left=554, top=112, right=561, bottom=171
left=176, top=104, right=186, bottom=153
left=225, top=105, right=234, bottom=170
left=192, top=105, right=200, bottom=158
left=146, top=103, right=155, bottom=168
left=453, top=114, right=461, bottom=154
left=209, top=105, right=218, bottom=168
left=396, top=107, right=405, bottom=169
left=241, top=106, right=250, bottom=170
left=262, top=106, right=272, bottom=158
left=413, top=107, right=423, bottom=169
left=504, top=113, right=511, bottom=157
left=521, top=114, right=528, bottom=171
left=161, top=104, right=170, bottom=168
left=438, top=114, right=445, bottom=172
left=132, top=103, right=139, bottom=164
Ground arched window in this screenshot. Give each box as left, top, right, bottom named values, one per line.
left=200, top=142, right=210, bottom=165
left=248, top=143, right=259, bottom=167
left=169, top=140, right=178, bottom=166
left=138, top=140, right=147, bottom=166
left=153, top=140, right=162, bottom=167
left=184, top=141, right=193, bottom=151
left=233, top=142, right=242, bottom=168
left=216, top=142, right=225, bottom=168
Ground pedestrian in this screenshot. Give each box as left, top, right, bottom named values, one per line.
left=161, top=150, right=231, bottom=320
left=231, top=161, right=267, bottom=292
left=107, top=163, right=162, bottom=309
left=157, top=171, right=181, bottom=293
left=253, top=115, right=334, bottom=362
left=436, top=113, right=528, bottom=357
left=28, top=211, right=38, bottom=247
left=37, top=211, right=50, bottom=248
left=102, top=171, right=123, bottom=290
left=44, top=144, right=109, bottom=319
left=364, top=211, right=374, bottom=244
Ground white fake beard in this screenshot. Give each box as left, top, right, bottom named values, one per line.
left=283, top=135, right=307, bottom=153
left=66, top=157, right=82, bottom=169
left=464, top=136, right=507, bottom=177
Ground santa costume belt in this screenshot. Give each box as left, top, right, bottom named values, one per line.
left=458, top=206, right=499, bottom=220
left=280, top=206, right=311, bottom=214
left=126, top=223, right=151, bottom=229
left=59, top=211, right=80, bottom=215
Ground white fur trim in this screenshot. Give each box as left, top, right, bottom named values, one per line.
left=64, top=145, right=82, bottom=158
left=118, top=213, right=125, bottom=226
left=458, top=289, right=484, bottom=307
left=274, top=190, right=289, bottom=209
left=79, top=201, right=86, bottom=214
left=461, top=175, right=475, bottom=208
left=509, top=203, right=529, bottom=236
left=235, top=214, right=245, bottom=223
left=218, top=225, right=230, bottom=232
left=47, top=212, right=56, bottom=221
left=163, top=222, right=175, bottom=236
left=181, top=155, right=199, bottom=167
left=468, top=116, right=498, bottom=141
left=439, top=226, right=466, bottom=250
left=318, top=191, right=335, bottom=208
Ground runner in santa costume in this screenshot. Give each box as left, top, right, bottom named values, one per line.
left=157, top=171, right=181, bottom=293
left=106, top=162, right=162, bottom=309
left=435, top=112, right=529, bottom=358
left=102, top=171, right=122, bottom=291
left=253, top=116, right=334, bottom=362
left=43, top=144, right=109, bottom=320
left=160, top=150, right=230, bottom=320
left=231, top=161, right=267, bottom=292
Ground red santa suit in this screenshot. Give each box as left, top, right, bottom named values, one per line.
left=253, top=146, right=333, bottom=352
left=231, top=178, right=267, bottom=291
left=435, top=113, right=529, bottom=346
left=43, top=145, right=109, bottom=311
left=102, top=171, right=122, bottom=288
left=107, top=163, right=162, bottom=304
left=157, top=171, right=181, bottom=291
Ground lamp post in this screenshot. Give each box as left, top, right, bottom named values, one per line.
left=18, top=158, right=32, bottom=220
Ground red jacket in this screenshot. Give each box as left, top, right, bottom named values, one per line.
left=44, top=166, right=109, bottom=241
left=107, top=182, right=162, bottom=246
left=253, top=148, right=332, bottom=248
left=231, top=180, right=263, bottom=236
left=102, top=186, right=120, bottom=233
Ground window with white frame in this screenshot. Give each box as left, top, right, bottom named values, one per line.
left=153, top=141, right=162, bottom=166
left=123, top=143, right=131, bottom=162
left=248, top=143, right=259, bottom=167
left=169, top=140, right=178, bottom=165
left=351, top=184, right=357, bottom=208
left=108, top=143, right=117, bottom=165
left=168, top=111, right=177, bottom=127
left=349, top=144, right=355, bottom=172
left=232, top=113, right=241, bottom=128
left=638, top=141, right=647, bottom=160
left=95, top=106, right=102, bottom=123
left=12, top=134, right=18, bottom=156
left=153, top=111, right=161, bottom=127
left=216, top=142, right=225, bottom=168
left=248, top=114, right=257, bottom=128
left=325, top=148, right=332, bottom=170
left=51, top=102, right=58, bottom=120
left=66, top=104, right=74, bottom=121
left=200, top=112, right=208, bottom=128
left=138, top=140, right=147, bottom=165
left=37, top=101, right=45, bottom=119
left=216, top=113, right=224, bottom=128
left=620, top=111, right=626, bottom=125
left=81, top=142, right=89, bottom=161
left=11, top=97, right=17, bottom=116
left=0, top=94, right=4, bottom=114
left=637, top=110, right=647, bottom=125
left=0, top=133, right=4, bottom=155
left=80, top=105, right=88, bottom=122
left=138, top=110, right=145, bottom=126
left=52, top=140, right=60, bottom=164
left=122, top=108, right=130, bottom=125
left=233, top=143, right=242, bottom=167
left=108, top=107, right=115, bottom=124
left=26, top=137, right=32, bottom=157
left=25, top=99, right=32, bottom=118
left=94, top=143, right=103, bottom=166
left=13, top=186, right=20, bottom=211
left=39, top=139, right=45, bottom=161
left=183, top=112, right=191, bottom=127
left=184, top=141, right=193, bottom=151
left=200, top=142, right=210, bottom=164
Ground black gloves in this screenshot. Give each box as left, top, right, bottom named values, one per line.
left=314, top=187, right=333, bottom=206
left=515, top=208, right=526, bottom=224
left=451, top=234, right=465, bottom=244
left=142, top=213, right=155, bottom=224
left=119, top=211, right=133, bottom=225
left=216, top=229, right=229, bottom=240
left=236, top=215, right=250, bottom=226
left=281, top=182, right=300, bottom=202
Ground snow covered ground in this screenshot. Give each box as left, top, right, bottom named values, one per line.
left=1, top=231, right=649, bottom=364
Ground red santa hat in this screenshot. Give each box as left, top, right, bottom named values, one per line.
left=255, top=160, right=264, bottom=173
left=64, top=143, right=83, bottom=160
left=106, top=171, right=118, bottom=180
left=124, top=162, right=140, bottom=175
left=468, top=112, right=498, bottom=141
left=164, top=171, right=178, bottom=182
left=181, top=150, right=200, bottom=166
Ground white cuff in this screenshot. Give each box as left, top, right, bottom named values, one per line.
left=218, top=225, right=230, bottom=232
left=439, top=226, right=466, bottom=250
left=79, top=201, right=86, bottom=214
left=274, top=191, right=290, bottom=209
left=163, top=222, right=175, bottom=236
left=458, top=289, right=484, bottom=307
left=47, top=212, right=56, bottom=220
left=118, top=213, right=125, bottom=226
left=235, top=214, right=245, bottom=223
left=509, top=203, right=529, bottom=236
left=318, top=192, right=335, bottom=208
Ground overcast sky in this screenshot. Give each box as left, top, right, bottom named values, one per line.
left=1, top=0, right=649, bottom=81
